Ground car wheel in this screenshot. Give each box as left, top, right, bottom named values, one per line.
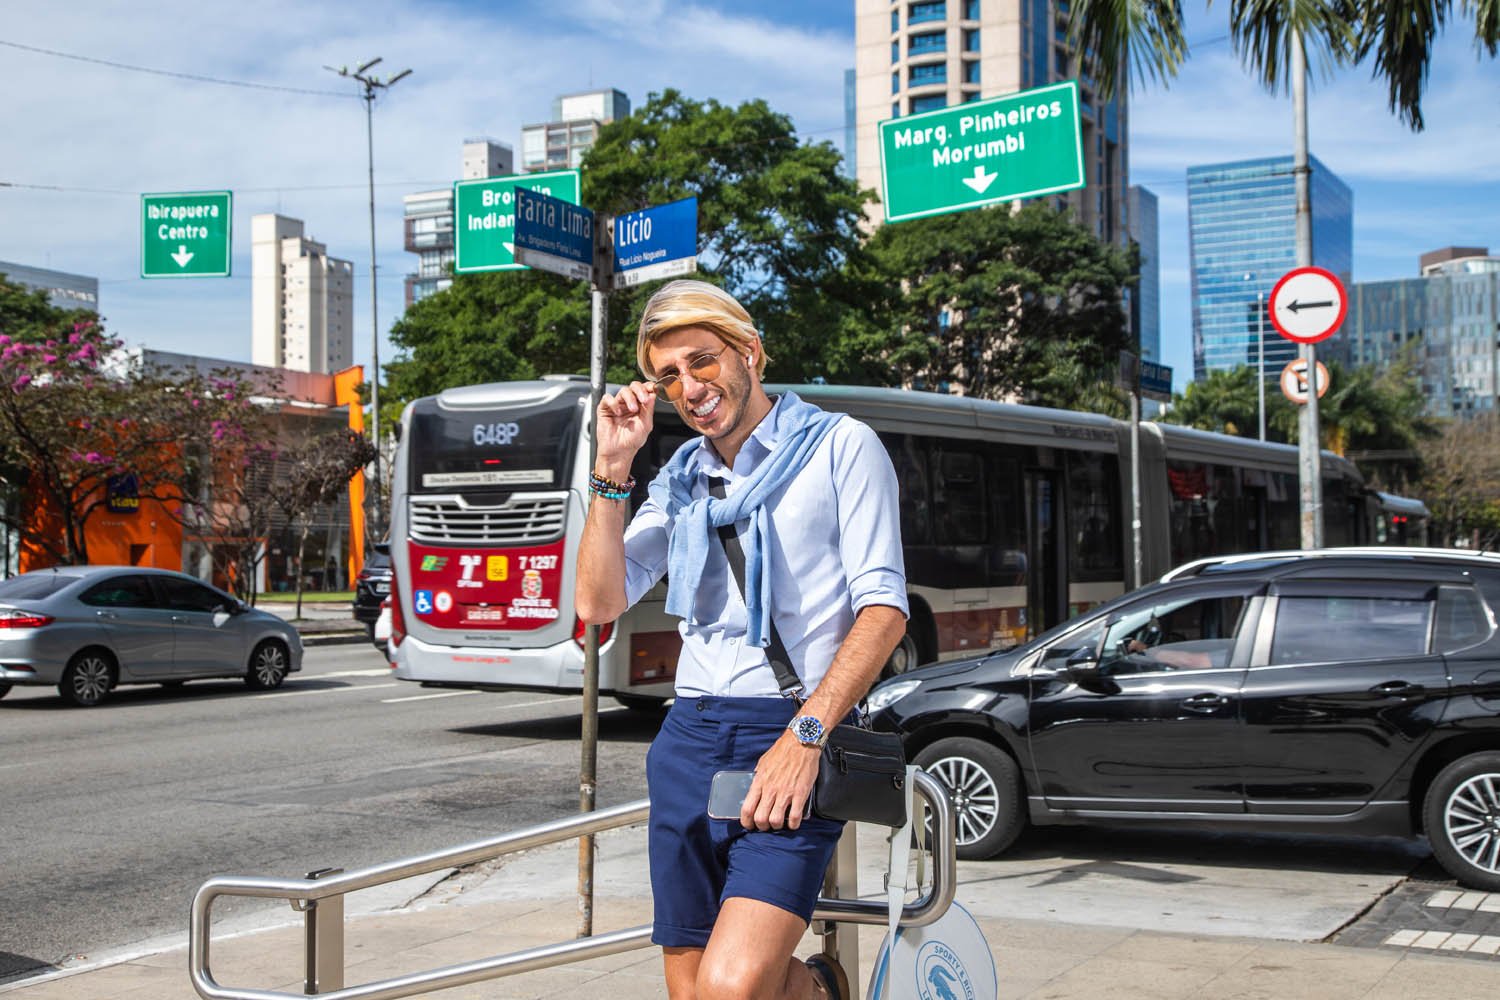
left=882, top=630, right=921, bottom=679
left=614, top=694, right=669, bottom=714
left=60, top=650, right=115, bottom=707
left=245, top=640, right=289, bottom=691
left=1424, top=752, right=1500, bottom=891
left=914, top=737, right=1025, bottom=860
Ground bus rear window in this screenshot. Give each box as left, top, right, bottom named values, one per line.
left=408, top=396, right=582, bottom=492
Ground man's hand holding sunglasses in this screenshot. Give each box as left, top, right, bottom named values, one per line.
left=596, top=381, right=658, bottom=482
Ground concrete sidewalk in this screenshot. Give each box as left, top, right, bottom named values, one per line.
left=5, top=823, right=1499, bottom=1000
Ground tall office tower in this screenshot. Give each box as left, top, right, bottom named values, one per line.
left=1127, top=185, right=1160, bottom=362
left=520, top=88, right=630, bottom=173
left=1345, top=247, right=1500, bottom=419
left=1187, top=155, right=1352, bottom=382
left=853, top=0, right=1128, bottom=243
left=250, top=214, right=353, bottom=374
left=402, top=138, right=515, bottom=306
left=843, top=68, right=858, bottom=179
left=0, top=261, right=98, bottom=312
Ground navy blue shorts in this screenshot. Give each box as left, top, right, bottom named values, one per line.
left=646, top=696, right=846, bottom=949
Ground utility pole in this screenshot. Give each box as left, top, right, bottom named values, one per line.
left=1290, top=31, right=1322, bottom=548
left=325, top=58, right=412, bottom=537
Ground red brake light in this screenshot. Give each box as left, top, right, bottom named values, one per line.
left=0, top=610, right=54, bottom=628
left=573, top=617, right=614, bottom=648
left=388, top=574, right=405, bottom=666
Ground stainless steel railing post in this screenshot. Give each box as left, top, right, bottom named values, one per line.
left=302, top=868, right=344, bottom=995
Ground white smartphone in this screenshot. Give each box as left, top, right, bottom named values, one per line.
left=707, top=770, right=756, bottom=819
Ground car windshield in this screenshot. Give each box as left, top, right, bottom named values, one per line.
left=0, top=573, right=76, bottom=601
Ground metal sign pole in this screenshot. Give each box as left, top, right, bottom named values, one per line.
left=578, top=218, right=614, bottom=940
left=1291, top=30, right=1323, bottom=548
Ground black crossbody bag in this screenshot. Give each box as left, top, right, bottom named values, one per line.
left=709, top=480, right=908, bottom=828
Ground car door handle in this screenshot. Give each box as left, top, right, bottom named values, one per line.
left=1369, top=681, right=1424, bottom=697
left=95, top=610, right=118, bottom=620
left=1181, top=693, right=1230, bottom=713
left=171, top=615, right=189, bottom=623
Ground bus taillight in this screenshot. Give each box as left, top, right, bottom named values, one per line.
left=389, top=575, right=405, bottom=668
left=573, top=617, right=614, bottom=648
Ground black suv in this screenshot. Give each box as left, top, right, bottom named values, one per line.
left=351, top=551, right=391, bottom=636
left=868, top=548, right=1500, bottom=889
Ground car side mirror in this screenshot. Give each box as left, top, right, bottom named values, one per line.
left=1064, top=647, right=1102, bottom=684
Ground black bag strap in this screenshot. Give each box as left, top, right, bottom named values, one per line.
left=707, top=478, right=803, bottom=700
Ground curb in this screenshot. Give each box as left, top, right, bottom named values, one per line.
left=299, top=630, right=372, bottom=648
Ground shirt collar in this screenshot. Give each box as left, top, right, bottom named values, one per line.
left=697, top=393, right=787, bottom=477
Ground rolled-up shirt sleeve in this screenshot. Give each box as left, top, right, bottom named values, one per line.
left=621, top=495, right=670, bottom=610
left=832, top=421, right=909, bottom=618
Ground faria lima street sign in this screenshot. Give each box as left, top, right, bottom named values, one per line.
left=878, top=80, right=1084, bottom=224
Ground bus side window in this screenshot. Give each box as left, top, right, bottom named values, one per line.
left=883, top=434, right=932, bottom=545
left=933, top=447, right=986, bottom=546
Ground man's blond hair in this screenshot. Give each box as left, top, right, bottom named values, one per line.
left=635, top=280, right=769, bottom=378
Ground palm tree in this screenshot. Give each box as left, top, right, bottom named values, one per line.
left=1162, top=366, right=1294, bottom=439
left=1069, top=0, right=1497, bottom=131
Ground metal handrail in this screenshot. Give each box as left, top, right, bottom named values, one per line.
left=190, top=770, right=956, bottom=1000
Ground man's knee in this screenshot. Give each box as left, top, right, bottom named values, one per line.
left=695, top=950, right=783, bottom=1000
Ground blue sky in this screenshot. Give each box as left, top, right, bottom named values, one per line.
left=2, top=1, right=1497, bottom=392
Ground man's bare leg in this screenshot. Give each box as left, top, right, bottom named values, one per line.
left=691, top=897, right=831, bottom=1000
left=664, top=947, right=705, bottom=1000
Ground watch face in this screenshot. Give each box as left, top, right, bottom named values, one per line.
left=793, top=716, right=824, bottom=744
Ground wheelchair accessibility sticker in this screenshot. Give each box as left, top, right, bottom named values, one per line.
left=414, top=590, right=434, bottom=615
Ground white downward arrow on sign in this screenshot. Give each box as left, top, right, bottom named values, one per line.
left=171, top=245, right=195, bottom=267
left=961, top=166, right=998, bottom=195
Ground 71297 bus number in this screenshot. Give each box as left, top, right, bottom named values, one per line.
left=517, top=555, right=558, bottom=571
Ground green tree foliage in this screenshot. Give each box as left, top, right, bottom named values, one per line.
left=1419, top=414, right=1500, bottom=548
left=862, top=202, right=1136, bottom=408
left=1068, top=0, right=1497, bottom=131
left=385, top=89, right=879, bottom=409
left=0, top=274, right=96, bottom=344
left=1162, top=366, right=1291, bottom=439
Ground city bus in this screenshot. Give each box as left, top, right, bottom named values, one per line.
left=387, top=376, right=1409, bottom=709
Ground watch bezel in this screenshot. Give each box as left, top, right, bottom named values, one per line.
left=789, top=714, right=826, bottom=747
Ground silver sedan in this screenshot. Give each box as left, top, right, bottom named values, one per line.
left=0, top=567, right=303, bottom=707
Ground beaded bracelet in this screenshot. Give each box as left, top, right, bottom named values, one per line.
left=588, top=470, right=635, bottom=501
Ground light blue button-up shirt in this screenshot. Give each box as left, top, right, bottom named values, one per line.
left=621, top=395, right=908, bottom=698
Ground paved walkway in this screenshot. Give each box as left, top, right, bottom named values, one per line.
left=5, top=825, right=1499, bottom=1000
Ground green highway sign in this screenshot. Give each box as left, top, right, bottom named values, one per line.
left=141, top=191, right=232, bottom=278
left=453, top=169, right=581, bottom=274
left=879, top=80, right=1085, bottom=223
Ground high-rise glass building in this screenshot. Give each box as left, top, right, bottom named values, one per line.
left=1127, top=185, right=1159, bottom=362
left=1345, top=247, right=1500, bottom=419
left=853, top=0, right=1127, bottom=243
left=1187, top=155, right=1352, bottom=382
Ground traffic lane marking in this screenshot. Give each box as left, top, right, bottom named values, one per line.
left=254, top=683, right=400, bottom=700
left=381, top=690, right=481, bottom=703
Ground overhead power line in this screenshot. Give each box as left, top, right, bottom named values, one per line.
left=0, top=38, right=355, bottom=98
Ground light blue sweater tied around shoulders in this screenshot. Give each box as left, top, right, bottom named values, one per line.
left=646, top=391, right=844, bottom=648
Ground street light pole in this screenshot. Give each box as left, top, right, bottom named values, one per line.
left=325, top=58, right=412, bottom=536
left=1257, top=289, right=1266, bottom=442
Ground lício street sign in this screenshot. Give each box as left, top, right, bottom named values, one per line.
left=613, top=196, right=698, bottom=288
left=878, top=80, right=1084, bottom=224
left=141, top=191, right=232, bottom=278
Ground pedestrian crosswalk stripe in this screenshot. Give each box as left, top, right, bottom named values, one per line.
left=1423, top=890, right=1500, bottom=911
left=1384, top=929, right=1500, bottom=955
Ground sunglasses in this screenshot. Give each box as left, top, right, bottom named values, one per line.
left=650, top=347, right=730, bottom=402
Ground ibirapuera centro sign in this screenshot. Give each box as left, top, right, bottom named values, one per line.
left=878, top=80, right=1084, bottom=223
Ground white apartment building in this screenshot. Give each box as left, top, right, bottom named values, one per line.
left=853, top=0, right=1127, bottom=243
left=250, top=214, right=353, bottom=374
left=402, top=138, right=515, bottom=305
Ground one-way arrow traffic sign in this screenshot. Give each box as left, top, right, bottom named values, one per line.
left=1269, top=266, right=1346, bottom=344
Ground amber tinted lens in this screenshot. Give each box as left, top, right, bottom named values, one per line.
left=656, top=375, right=683, bottom=401
left=688, top=355, right=722, bottom=382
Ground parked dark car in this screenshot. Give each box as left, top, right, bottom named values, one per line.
left=867, top=547, right=1500, bottom=889
left=0, top=567, right=302, bottom=706
left=352, top=551, right=391, bottom=636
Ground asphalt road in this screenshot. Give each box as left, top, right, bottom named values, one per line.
left=0, top=643, right=656, bottom=984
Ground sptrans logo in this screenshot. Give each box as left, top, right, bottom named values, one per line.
left=916, top=941, right=974, bottom=1000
